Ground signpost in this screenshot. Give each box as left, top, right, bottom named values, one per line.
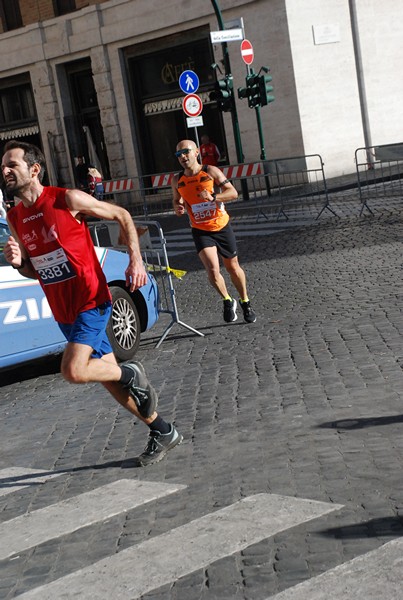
left=179, top=71, right=203, bottom=147
left=210, top=0, right=249, bottom=200
left=238, top=38, right=272, bottom=199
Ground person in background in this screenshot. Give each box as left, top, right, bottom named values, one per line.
left=199, top=134, right=221, bottom=167
left=87, top=165, right=104, bottom=199
left=74, top=156, right=89, bottom=190
left=172, top=139, right=256, bottom=324
left=2, top=140, right=182, bottom=467
left=0, top=187, right=6, bottom=218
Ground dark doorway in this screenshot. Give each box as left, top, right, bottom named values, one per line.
left=64, top=59, right=110, bottom=180
left=125, top=28, right=228, bottom=176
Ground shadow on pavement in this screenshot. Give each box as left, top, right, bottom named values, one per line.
left=0, top=355, right=62, bottom=387
left=0, top=459, right=124, bottom=489
left=319, top=516, right=403, bottom=539
left=317, top=414, right=403, bottom=430
left=166, top=213, right=403, bottom=273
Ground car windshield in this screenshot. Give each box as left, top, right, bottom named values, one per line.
left=0, top=222, right=10, bottom=266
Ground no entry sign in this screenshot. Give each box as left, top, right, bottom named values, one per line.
left=241, top=39, right=254, bottom=65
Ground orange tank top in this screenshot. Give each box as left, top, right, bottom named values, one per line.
left=177, top=167, right=229, bottom=231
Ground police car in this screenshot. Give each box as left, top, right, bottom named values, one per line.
left=0, top=218, right=160, bottom=369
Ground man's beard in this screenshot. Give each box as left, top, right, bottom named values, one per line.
left=5, top=178, right=29, bottom=197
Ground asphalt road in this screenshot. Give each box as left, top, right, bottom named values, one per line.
left=0, top=198, right=402, bottom=599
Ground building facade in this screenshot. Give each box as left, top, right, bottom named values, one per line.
left=0, top=0, right=401, bottom=187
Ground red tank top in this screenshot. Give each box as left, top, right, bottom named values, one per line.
left=8, top=187, right=111, bottom=324
left=177, top=167, right=229, bottom=231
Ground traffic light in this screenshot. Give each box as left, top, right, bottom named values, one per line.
left=210, top=76, right=234, bottom=112
left=259, top=73, right=275, bottom=106
left=237, top=73, right=260, bottom=108
left=238, top=69, right=275, bottom=109
left=247, top=73, right=260, bottom=108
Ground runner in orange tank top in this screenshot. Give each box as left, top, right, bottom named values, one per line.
left=171, top=139, right=256, bottom=324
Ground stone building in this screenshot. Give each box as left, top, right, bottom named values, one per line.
left=0, top=0, right=401, bottom=187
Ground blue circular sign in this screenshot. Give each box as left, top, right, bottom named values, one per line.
left=179, top=70, right=199, bottom=95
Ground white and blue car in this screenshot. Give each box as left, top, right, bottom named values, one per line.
left=0, top=218, right=160, bottom=369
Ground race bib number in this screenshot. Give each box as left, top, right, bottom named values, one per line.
left=191, top=201, right=216, bottom=222
left=30, top=248, right=76, bottom=285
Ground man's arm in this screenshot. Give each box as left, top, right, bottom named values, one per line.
left=65, top=189, right=147, bottom=292
left=171, top=175, right=185, bottom=216
left=200, top=166, right=238, bottom=203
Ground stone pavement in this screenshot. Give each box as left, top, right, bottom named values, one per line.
left=0, top=192, right=402, bottom=599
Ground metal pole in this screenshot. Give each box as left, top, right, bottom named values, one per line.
left=349, top=0, right=373, bottom=168
left=254, top=104, right=271, bottom=197
left=210, top=0, right=249, bottom=201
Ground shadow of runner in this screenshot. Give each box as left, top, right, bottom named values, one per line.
left=0, top=459, right=124, bottom=489
left=317, top=414, right=403, bottom=430
left=319, top=516, right=403, bottom=539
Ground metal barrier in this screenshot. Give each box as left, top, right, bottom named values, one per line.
left=355, top=142, right=403, bottom=215
left=89, top=219, right=204, bottom=348
left=264, top=154, right=336, bottom=220
left=102, top=154, right=335, bottom=220
left=102, top=176, right=173, bottom=217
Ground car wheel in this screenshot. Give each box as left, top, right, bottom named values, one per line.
left=107, top=286, right=141, bottom=361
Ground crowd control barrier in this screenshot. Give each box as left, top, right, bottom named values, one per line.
left=262, top=154, right=336, bottom=220
left=89, top=220, right=204, bottom=348
left=102, top=154, right=335, bottom=221
left=355, top=142, right=403, bottom=215
left=102, top=176, right=173, bottom=217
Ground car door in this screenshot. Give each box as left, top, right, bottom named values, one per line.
left=0, top=222, right=66, bottom=368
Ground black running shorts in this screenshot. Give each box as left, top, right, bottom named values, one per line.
left=191, top=222, right=238, bottom=258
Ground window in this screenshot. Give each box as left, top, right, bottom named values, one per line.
left=0, top=0, right=23, bottom=31
left=0, top=84, right=36, bottom=127
left=53, top=0, right=76, bottom=16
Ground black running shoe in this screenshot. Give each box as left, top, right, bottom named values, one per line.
left=122, top=361, right=158, bottom=418
left=223, top=298, right=237, bottom=322
left=136, top=425, right=183, bottom=467
left=240, top=300, right=257, bottom=323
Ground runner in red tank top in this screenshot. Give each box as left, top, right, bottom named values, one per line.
left=171, top=139, right=256, bottom=324
left=199, top=134, right=221, bottom=167
left=3, top=140, right=182, bottom=467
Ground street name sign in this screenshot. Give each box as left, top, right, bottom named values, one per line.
left=210, top=29, right=243, bottom=43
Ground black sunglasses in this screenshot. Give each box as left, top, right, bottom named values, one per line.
left=175, top=148, right=193, bottom=158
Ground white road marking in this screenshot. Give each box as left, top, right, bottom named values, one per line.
left=0, top=467, right=63, bottom=498
left=266, top=537, right=403, bottom=599
left=0, top=479, right=186, bottom=560
left=17, top=493, right=342, bottom=599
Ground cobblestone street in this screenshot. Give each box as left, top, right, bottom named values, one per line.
left=1, top=202, right=402, bottom=599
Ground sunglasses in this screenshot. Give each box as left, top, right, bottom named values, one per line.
left=175, top=148, right=193, bottom=158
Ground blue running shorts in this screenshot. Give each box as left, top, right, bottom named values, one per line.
left=58, top=301, right=113, bottom=358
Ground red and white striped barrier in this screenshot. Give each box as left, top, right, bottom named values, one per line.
left=151, top=173, right=175, bottom=188
left=104, top=163, right=264, bottom=192
left=222, top=162, right=263, bottom=178
left=151, top=162, right=263, bottom=188
left=103, top=179, right=133, bottom=194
